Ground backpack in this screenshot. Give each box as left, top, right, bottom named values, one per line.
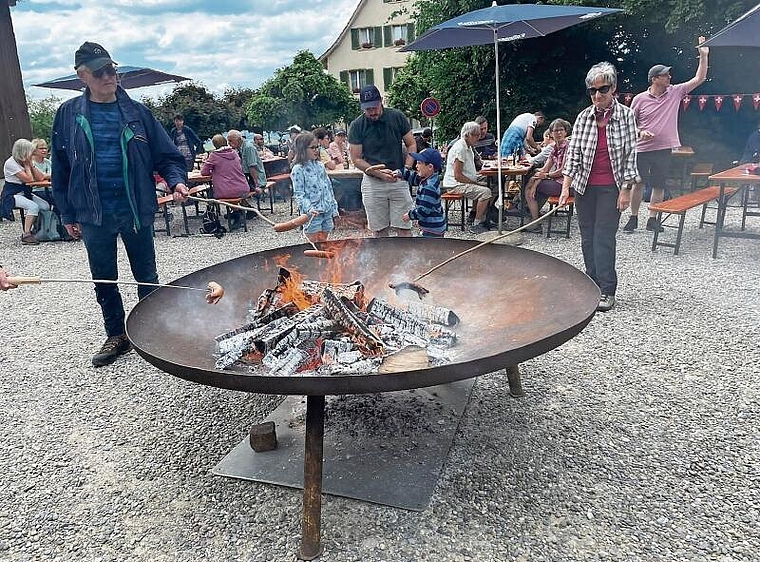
left=33, top=209, right=62, bottom=242
left=199, top=206, right=227, bottom=238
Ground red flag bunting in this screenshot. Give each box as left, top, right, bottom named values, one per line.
left=754, top=93, right=760, bottom=110
left=714, top=95, right=724, bottom=111
left=733, top=95, right=743, bottom=111
left=698, top=95, right=709, bottom=111
left=682, top=95, right=692, bottom=111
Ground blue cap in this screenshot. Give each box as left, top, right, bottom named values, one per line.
left=409, top=148, right=442, bottom=170
left=359, top=85, right=382, bottom=109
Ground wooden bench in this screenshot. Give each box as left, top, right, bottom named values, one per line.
left=545, top=196, right=575, bottom=238
left=266, top=173, right=293, bottom=214
left=649, top=185, right=736, bottom=255
left=441, top=191, right=468, bottom=231
left=155, top=184, right=210, bottom=236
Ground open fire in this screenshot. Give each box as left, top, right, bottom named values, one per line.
left=213, top=267, right=460, bottom=375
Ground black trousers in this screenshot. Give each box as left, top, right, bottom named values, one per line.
left=575, top=184, right=620, bottom=296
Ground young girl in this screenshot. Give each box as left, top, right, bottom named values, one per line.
left=290, top=132, right=339, bottom=243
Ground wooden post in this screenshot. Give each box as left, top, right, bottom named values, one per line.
left=0, top=0, right=33, bottom=160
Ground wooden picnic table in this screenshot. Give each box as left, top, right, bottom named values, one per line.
left=708, top=164, right=760, bottom=258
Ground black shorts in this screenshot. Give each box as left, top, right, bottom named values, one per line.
left=637, top=149, right=671, bottom=189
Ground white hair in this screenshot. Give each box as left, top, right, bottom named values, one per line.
left=460, top=121, right=481, bottom=139
left=12, top=139, right=35, bottom=163
left=585, top=62, right=617, bottom=89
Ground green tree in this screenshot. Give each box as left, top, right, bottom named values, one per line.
left=221, top=87, right=256, bottom=131
left=247, top=51, right=359, bottom=131
left=27, top=95, right=60, bottom=142
left=142, top=83, right=233, bottom=140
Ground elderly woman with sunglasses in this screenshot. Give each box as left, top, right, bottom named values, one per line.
left=559, top=62, right=638, bottom=312
left=1, top=138, right=50, bottom=244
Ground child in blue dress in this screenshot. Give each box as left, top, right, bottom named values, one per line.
left=395, top=148, right=446, bottom=237
left=290, top=132, right=339, bottom=243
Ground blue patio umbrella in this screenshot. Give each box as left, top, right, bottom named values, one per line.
left=34, top=65, right=190, bottom=91
left=400, top=2, right=622, bottom=232
left=702, top=3, right=760, bottom=47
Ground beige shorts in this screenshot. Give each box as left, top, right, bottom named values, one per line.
left=444, top=181, right=492, bottom=201
left=361, top=175, right=413, bottom=231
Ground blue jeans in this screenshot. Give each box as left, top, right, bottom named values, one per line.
left=80, top=210, right=158, bottom=337
left=575, top=184, right=620, bottom=296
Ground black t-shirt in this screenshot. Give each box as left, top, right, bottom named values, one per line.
left=348, top=107, right=410, bottom=171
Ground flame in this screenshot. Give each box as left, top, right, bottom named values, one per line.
left=278, top=268, right=314, bottom=311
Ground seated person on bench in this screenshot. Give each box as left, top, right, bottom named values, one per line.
left=200, top=134, right=251, bottom=228
left=524, top=119, right=572, bottom=232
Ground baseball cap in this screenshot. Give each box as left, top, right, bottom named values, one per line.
left=288, top=125, right=302, bottom=134
left=647, top=64, right=671, bottom=82
left=359, top=85, right=382, bottom=109
left=409, top=148, right=442, bottom=170
left=74, top=41, right=117, bottom=71
left=422, top=128, right=432, bottom=139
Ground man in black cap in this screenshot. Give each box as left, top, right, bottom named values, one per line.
left=51, top=41, right=189, bottom=367
left=624, top=36, right=709, bottom=233
left=348, top=84, right=416, bottom=237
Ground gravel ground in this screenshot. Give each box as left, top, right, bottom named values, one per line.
left=0, top=198, right=758, bottom=562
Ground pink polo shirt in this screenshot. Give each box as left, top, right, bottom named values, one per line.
left=631, top=82, right=691, bottom=153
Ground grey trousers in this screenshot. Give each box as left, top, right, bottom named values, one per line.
left=575, top=184, right=620, bottom=296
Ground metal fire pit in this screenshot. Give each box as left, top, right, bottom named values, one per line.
left=127, top=237, right=599, bottom=559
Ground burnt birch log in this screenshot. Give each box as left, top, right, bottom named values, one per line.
left=322, top=288, right=385, bottom=356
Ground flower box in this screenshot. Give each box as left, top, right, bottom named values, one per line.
left=394, top=38, right=406, bottom=46
left=361, top=42, right=373, bottom=49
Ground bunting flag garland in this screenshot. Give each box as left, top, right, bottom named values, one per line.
left=617, top=92, right=760, bottom=111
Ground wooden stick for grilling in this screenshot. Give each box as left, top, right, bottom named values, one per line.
left=411, top=205, right=563, bottom=284
left=186, top=195, right=276, bottom=226
left=7, top=276, right=208, bottom=292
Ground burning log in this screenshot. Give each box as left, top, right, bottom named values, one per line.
left=367, top=298, right=457, bottom=348
left=321, top=339, right=356, bottom=364
left=398, top=301, right=460, bottom=327
left=301, top=279, right=365, bottom=308
left=270, top=348, right=309, bottom=376
left=317, top=358, right=382, bottom=376
left=218, top=302, right=299, bottom=343
left=322, top=288, right=385, bottom=356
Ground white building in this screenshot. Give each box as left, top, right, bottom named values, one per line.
left=319, top=0, right=415, bottom=99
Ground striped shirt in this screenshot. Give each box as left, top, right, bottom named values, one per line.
left=562, top=100, right=638, bottom=195
left=399, top=168, right=446, bottom=235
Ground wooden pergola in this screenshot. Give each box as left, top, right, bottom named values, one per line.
left=1, top=0, right=32, bottom=159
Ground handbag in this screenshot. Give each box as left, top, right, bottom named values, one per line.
left=33, top=209, right=62, bottom=242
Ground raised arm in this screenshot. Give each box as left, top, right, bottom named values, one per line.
left=683, top=35, right=709, bottom=92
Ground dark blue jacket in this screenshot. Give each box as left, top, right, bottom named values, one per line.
left=51, top=86, right=187, bottom=228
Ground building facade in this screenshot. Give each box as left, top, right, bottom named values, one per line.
left=319, top=0, right=414, bottom=99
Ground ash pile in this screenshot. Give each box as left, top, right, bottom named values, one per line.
left=214, top=268, right=460, bottom=376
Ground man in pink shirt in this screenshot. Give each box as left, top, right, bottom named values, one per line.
left=623, top=37, right=709, bottom=233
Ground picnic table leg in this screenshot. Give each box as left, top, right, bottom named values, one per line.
left=651, top=211, right=663, bottom=252
left=712, top=184, right=727, bottom=258
left=674, top=213, right=686, bottom=255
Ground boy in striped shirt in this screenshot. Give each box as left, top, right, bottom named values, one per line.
left=396, top=148, right=446, bottom=237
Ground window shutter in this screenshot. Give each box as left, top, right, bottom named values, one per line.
left=383, top=26, right=392, bottom=47
left=340, top=70, right=349, bottom=88
left=407, top=23, right=415, bottom=41
left=366, top=69, right=375, bottom=86
left=351, top=29, right=359, bottom=50
left=383, top=68, right=392, bottom=89
left=373, top=27, right=382, bottom=46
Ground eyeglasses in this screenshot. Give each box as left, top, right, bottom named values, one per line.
left=551, top=128, right=566, bottom=133
left=93, top=65, right=117, bottom=79
left=308, top=145, right=320, bottom=150
left=586, top=84, right=612, bottom=96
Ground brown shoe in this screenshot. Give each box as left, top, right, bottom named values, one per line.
left=92, top=335, right=132, bottom=367
left=21, top=233, right=39, bottom=245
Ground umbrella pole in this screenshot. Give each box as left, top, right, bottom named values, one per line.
left=494, top=30, right=504, bottom=234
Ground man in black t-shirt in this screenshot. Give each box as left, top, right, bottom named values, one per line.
left=348, top=85, right=416, bottom=237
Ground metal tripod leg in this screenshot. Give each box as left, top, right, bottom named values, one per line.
left=297, top=395, right=325, bottom=560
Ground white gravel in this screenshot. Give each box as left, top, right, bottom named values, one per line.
left=0, top=198, right=758, bottom=561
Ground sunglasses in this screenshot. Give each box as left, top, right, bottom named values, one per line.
left=93, top=65, right=117, bottom=79
left=586, top=84, right=612, bottom=96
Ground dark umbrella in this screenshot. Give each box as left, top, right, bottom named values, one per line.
left=34, top=65, right=190, bottom=91
left=701, top=3, right=760, bottom=47
left=400, top=1, right=622, bottom=232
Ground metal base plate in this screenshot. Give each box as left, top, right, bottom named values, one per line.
left=212, top=379, right=474, bottom=511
